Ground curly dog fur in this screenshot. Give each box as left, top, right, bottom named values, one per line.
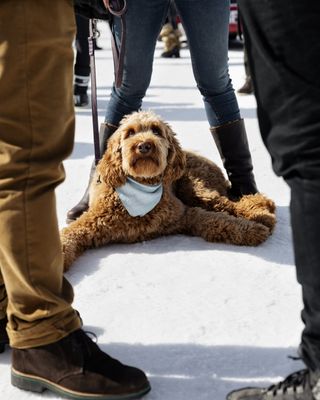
left=61, top=111, right=276, bottom=270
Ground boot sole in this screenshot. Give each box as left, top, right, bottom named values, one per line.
left=12, top=367, right=151, bottom=400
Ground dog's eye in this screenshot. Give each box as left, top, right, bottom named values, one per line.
left=151, top=126, right=162, bottom=136
left=127, top=129, right=135, bottom=137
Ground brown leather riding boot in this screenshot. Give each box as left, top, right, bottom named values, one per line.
left=0, top=317, right=9, bottom=353
left=11, top=329, right=151, bottom=399
left=66, top=122, right=118, bottom=224
left=210, top=119, right=258, bottom=200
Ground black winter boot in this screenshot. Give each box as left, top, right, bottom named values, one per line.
left=74, top=93, right=89, bottom=107
left=66, top=122, right=118, bottom=224
left=66, top=161, right=96, bottom=224
left=11, top=329, right=151, bottom=399
left=74, top=74, right=90, bottom=107
left=227, top=369, right=320, bottom=400
left=0, top=317, right=9, bottom=353
left=210, top=119, right=258, bottom=200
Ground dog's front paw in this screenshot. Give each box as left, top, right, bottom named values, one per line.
left=239, top=220, right=271, bottom=246
left=233, top=194, right=276, bottom=231
left=203, top=217, right=271, bottom=246
left=249, top=211, right=276, bottom=232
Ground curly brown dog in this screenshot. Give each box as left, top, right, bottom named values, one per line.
left=61, top=111, right=276, bottom=271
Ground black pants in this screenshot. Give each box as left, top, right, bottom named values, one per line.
left=238, top=0, right=320, bottom=371
left=168, top=0, right=178, bottom=30
left=74, top=14, right=90, bottom=93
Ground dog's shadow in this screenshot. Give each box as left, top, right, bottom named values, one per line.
left=65, top=205, right=293, bottom=286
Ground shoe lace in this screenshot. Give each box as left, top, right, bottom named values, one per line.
left=267, top=369, right=309, bottom=396
left=69, top=330, right=98, bottom=364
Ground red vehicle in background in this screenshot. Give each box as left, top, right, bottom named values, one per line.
left=229, top=0, right=239, bottom=40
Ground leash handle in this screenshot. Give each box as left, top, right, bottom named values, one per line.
left=103, top=0, right=127, bottom=16
left=88, top=19, right=100, bottom=166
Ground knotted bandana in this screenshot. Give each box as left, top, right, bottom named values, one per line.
left=116, top=177, right=163, bottom=217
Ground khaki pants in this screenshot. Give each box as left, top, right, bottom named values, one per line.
left=0, top=0, right=81, bottom=348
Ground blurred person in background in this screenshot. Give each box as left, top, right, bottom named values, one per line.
left=74, top=14, right=90, bottom=107
left=159, top=0, right=182, bottom=58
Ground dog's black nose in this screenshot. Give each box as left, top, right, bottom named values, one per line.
left=138, top=141, right=153, bottom=154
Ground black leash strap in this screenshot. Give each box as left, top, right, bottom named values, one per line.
left=88, top=19, right=100, bottom=166
left=105, top=0, right=127, bottom=88
left=88, top=1, right=127, bottom=166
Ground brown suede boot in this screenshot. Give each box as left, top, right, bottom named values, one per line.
left=0, top=317, right=9, bottom=353
left=210, top=119, right=258, bottom=200
left=11, top=329, right=151, bottom=399
left=237, top=76, right=254, bottom=95
left=160, top=23, right=181, bottom=58
left=66, top=122, right=118, bottom=224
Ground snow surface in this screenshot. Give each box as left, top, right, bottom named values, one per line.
left=0, top=25, right=305, bottom=399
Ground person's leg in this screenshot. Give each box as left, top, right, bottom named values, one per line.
left=105, top=0, right=169, bottom=126
left=175, top=0, right=257, bottom=199
left=227, top=0, right=320, bottom=398
left=175, top=0, right=238, bottom=126
left=74, top=14, right=90, bottom=107
left=0, top=0, right=81, bottom=349
left=0, top=2, right=150, bottom=397
left=237, top=43, right=253, bottom=95
left=67, top=0, right=171, bottom=221
left=161, top=0, right=181, bottom=58
left=290, top=179, right=320, bottom=372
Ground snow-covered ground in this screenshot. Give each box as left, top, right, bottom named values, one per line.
left=0, top=25, right=305, bottom=399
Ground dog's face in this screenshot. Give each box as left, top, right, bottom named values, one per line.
left=120, top=112, right=170, bottom=179
left=98, top=111, right=186, bottom=187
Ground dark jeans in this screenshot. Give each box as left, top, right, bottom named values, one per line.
left=106, top=0, right=240, bottom=127
left=239, top=0, right=320, bottom=371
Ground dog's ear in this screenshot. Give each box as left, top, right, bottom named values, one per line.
left=97, top=130, right=126, bottom=188
left=163, top=124, right=186, bottom=183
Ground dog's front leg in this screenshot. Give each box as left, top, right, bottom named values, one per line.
left=229, top=194, right=276, bottom=232
left=191, top=190, right=276, bottom=232
left=60, top=211, right=110, bottom=271
left=183, top=206, right=271, bottom=246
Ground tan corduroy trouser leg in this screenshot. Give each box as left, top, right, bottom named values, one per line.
left=0, top=0, right=82, bottom=348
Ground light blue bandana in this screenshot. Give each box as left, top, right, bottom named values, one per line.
left=115, top=177, right=163, bottom=217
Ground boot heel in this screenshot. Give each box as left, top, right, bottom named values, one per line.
left=0, top=343, right=5, bottom=353
left=11, top=370, right=45, bottom=393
